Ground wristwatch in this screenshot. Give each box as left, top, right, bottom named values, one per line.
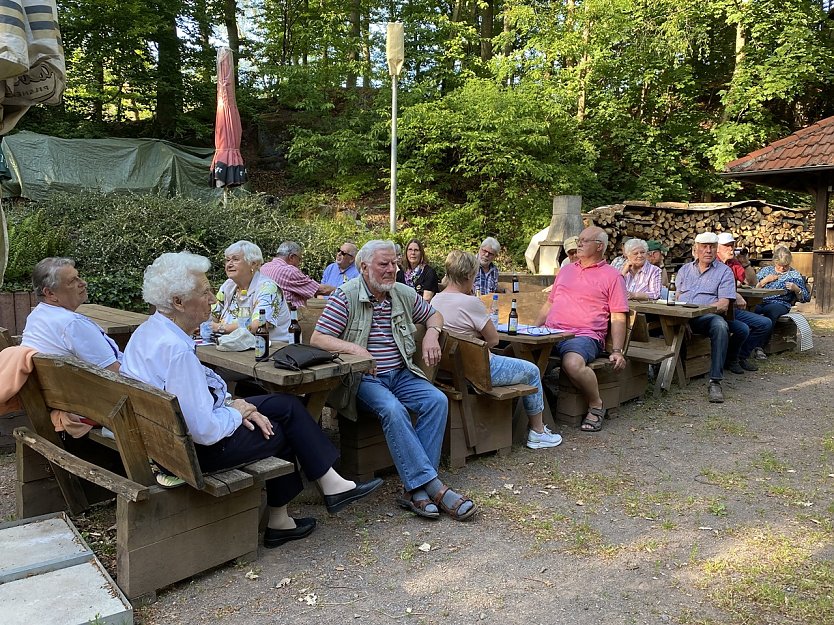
left=611, top=348, right=623, bottom=354
left=427, top=325, right=443, bottom=334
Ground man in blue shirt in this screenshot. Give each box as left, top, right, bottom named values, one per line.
left=474, top=237, right=505, bottom=294
left=321, top=242, right=359, bottom=287
left=676, top=232, right=749, bottom=404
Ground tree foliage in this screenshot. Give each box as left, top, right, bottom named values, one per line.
left=15, top=0, right=834, bottom=257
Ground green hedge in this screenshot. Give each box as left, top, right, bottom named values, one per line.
left=2, top=192, right=376, bottom=310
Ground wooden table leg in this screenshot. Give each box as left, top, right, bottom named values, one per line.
left=304, top=390, right=330, bottom=425
left=656, top=318, right=686, bottom=392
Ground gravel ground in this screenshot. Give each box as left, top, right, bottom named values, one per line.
left=2, top=320, right=833, bottom=625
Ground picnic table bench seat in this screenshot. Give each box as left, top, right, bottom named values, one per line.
left=2, top=328, right=293, bottom=603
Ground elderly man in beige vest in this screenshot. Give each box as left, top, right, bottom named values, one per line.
left=311, top=240, right=477, bottom=522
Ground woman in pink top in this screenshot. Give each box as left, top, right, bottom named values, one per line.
left=431, top=251, right=562, bottom=450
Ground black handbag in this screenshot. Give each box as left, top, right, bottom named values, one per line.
left=272, top=343, right=339, bottom=371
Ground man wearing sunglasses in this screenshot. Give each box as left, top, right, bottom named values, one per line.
left=322, top=242, right=360, bottom=287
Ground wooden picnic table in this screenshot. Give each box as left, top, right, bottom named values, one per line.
left=77, top=304, right=149, bottom=348
left=737, top=286, right=786, bottom=309
left=629, top=301, right=717, bottom=391
left=197, top=344, right=375, bottom=420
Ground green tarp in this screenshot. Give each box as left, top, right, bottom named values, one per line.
left=0, top=131, right=226, bottom=202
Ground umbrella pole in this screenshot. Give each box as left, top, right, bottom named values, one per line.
left=389, top=74, right=398, bottom=234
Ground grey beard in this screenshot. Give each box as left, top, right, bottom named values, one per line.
left=367, top=277, right=395, bottom=292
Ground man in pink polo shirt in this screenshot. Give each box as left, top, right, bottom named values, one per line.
left=535, top=225, right=629, bottom=432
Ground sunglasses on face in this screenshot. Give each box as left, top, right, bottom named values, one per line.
left=336, top=249, right=354, bottom=258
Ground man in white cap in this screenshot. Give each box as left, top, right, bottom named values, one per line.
left=716, top=232, right=755, bottom=286
left=561, top=236, right=579, bottom=267
left=716, top=232, right=772, bottom=372
left=675, top=232, right=749, bottom=403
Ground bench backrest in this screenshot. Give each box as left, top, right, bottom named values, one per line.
left=438, top=331, right=493, bottom=393
left=22, top=353, right=205, bottom=490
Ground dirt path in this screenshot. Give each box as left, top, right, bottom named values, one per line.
left=2, top=322, right=833, bottom=625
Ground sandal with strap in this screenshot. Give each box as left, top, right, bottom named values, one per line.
left=396, top=491, right=440, bottom=519
left=431, top=485, right=477, bottom=522
left=580, top=406, right=605, bottom=432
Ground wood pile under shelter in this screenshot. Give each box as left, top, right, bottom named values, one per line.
left=583, top=200, right=813, bottom=263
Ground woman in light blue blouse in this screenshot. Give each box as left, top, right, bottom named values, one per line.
left=211, top=240, right=290, bottom=342
left=754, top=247, right=810, bottom=324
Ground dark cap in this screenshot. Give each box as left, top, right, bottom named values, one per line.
left=647, top=240, right=668, bottom=253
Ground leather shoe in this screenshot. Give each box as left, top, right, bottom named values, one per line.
left=726, top=361, right=745, bottom=374
left=739, top=358, right=758, bottom=372
left=708, top=381, right=724, bottom=403
left=324, top=477, right=383, bottom=514
left=264, top=517, right=316, bottom=548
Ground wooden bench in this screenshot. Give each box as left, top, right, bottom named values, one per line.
left=436, top=332, right=537, bottom=468
left=764, top=316, right=801, bottom=354
left=3, top=329, right=293, bottom=602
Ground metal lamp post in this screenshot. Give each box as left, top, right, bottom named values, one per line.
left=386, top=22, right=404, bottom=234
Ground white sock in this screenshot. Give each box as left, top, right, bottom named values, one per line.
left=317, top=467, right=356, bottom=496
left=268, top=505, right=296, bottom=530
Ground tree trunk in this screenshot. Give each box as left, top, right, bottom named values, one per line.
left=721, top=14, right=746, bottom=123
left=224, top=0, right=240, bottom=80
left=346, top=0, right=361, bottom=89
left=503, top=11, right=512, bottom=86
left=92, top=58, right=104, bottom=123
left=362, top=4, right=371, bottom=87
left=480, top=0, right=493, bottom=63
left=576, top=18, right=590, bottom=123
left=155, top=11, right=182, bottom=137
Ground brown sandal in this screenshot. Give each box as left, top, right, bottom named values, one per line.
left=396, top=491, right=440, bottom=519
left=431, top=486, right=477, bottom=521
left=580, top=406, right=605, bottom=432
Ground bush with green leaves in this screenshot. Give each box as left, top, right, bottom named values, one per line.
left=2, top=192, right=372, bottom=310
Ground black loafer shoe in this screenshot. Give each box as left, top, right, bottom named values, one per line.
left=324, top=477, right=384, bottom=514
left=739, top=358, right=758, bottom=372
left=264, top=517, right=316, bottom=548
left=726, top=361, right=745, bottom=375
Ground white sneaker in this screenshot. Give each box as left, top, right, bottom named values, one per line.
left=527, top=425, right=563, bottom=449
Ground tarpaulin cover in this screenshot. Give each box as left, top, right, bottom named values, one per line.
left=0, top=131, right=226, bottom=201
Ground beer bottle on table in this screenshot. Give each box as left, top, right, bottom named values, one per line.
left=254, top=308, right=270, bottom=359
left=512, top=274, right=520, bottom=294
left=508, top=299, right=519, bottom=335
left=666, top=274, right=676, bottom=306
left=288, top=305, right=302, bottom=344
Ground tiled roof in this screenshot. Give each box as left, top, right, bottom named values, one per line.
left=723, top=116, right=834, bottom=174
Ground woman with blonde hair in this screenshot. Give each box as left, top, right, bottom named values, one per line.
left=431, top=250, right=562, bottom=449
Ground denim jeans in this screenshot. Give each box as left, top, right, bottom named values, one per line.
left=689, top=313, right=749, bottom=381
left=489, top=354, right=544, bottom=417
left=735, top=309, right=773, bottom=360
left=754, top=302, right=791, bottom=345
left=356, top=368, right=448, bottom=491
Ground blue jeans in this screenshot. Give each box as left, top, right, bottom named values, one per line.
left=754, top=302, right=790, bottom=344
left=356, top=368, right=448, bottom=491
left=735, top=309, right=773, bottom=360
left=689, top=314, right=749, bottom=381
left=489, top=354, right=544, bottom=417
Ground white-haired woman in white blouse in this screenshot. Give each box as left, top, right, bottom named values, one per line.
left=122, top=252, right=382, bottom=548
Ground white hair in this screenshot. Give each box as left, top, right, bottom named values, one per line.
left=480, top=237, right=501, bottom=253
left=773, top=247, right=792, bottom=267
left=224, top=240, right=263, bottom=264
left=143, top=252, right=211, bottom=314
left=276, top=241, right=302, bottom=258
left=357, top=240, right=396, bottom=267
left=597, top=230, right=609, bottom=249
left=624, top=238, right=648, bottom=255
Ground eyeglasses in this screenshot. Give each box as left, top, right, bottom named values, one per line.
left=577, top=238, right=604, bottom=246
left=479, top=248, right=497, bottom=257
left=336, top=249, right=354, bottom=258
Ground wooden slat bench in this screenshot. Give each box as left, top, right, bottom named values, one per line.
left=764, top=316, right=800, bottom=354
left=3, top=329, right=293, bottom=602
left=436, top=332, right=537, bottom=469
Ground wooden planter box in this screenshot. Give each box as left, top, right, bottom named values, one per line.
left=0, top=291, right=36, bottom=336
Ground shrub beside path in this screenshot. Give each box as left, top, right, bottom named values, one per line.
left=2, top=319, right=833, bottom=625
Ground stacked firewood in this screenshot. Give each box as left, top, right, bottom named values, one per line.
left=583, top=201, right=813, bottom=262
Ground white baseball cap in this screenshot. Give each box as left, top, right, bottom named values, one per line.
left=694, top=232, right=718, bottom=244
left=716, top=232, right=735, bottom=245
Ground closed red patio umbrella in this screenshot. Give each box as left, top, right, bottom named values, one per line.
left=210, top=47, right=246, bottom=198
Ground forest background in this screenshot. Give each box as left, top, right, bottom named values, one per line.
left=6, top=0, right=834, bottom=308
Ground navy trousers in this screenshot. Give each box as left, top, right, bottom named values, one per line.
left=195, top=394, right=338, bottom=507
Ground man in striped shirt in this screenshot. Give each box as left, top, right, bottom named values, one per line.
left=312, top=240, right=477, bottom=522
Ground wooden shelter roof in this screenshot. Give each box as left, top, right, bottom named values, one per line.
left=721, top=116, right=834, bottom=192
